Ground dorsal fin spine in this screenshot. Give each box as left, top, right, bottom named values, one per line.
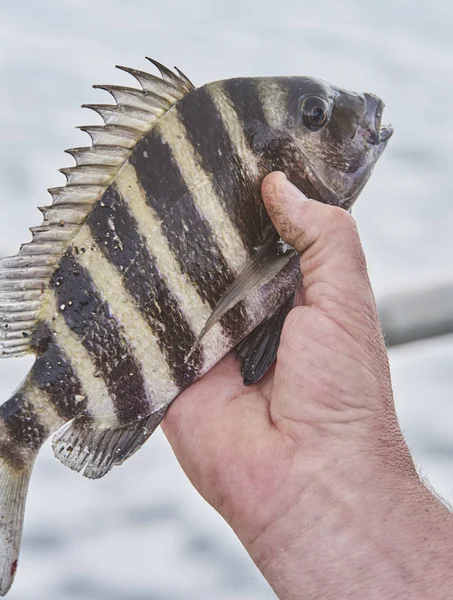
left=115, top=65, right=185, bottom=101
left=145, top=58, right=193, bottom=93
left=64, top=146, right=130, bottom=166
left=59, top=165, right=116, bottom=186
left=81, top=105, right=151, bottom=132
left=92, top=85, right=170, bottom=113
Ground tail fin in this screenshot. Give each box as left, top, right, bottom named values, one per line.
left=0, top=387, right=44, bottom=595
left=0, top=459, right=32, bottom=595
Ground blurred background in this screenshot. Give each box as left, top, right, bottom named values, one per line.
left=0, top=0, right=452, bottom=598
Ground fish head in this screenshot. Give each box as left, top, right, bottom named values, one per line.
left=257, top=77, right=393, bottom=209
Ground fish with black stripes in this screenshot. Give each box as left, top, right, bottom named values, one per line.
left=0, top=57, right=393, bottom=593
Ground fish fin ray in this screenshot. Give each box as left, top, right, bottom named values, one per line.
left=145, top=58, right=193, bottom=93
left=237, top=293, right=295, bottom=385
left=51, top=408, right=167, bottom=479
left=186, top=234, right=296, bottom=359
left=113, top=407, right=168, bottom=466
left=0, top=460, right=33, bottom=596
left=0, top=59, right=194, bottom=358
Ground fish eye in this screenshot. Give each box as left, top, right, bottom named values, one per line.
left=300, top=96, right=331, bottom=131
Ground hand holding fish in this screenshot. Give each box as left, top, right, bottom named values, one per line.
left=163, top=172, right=453, bottom=600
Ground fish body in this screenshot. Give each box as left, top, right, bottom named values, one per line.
left=0, top=59, right=392, bottom=593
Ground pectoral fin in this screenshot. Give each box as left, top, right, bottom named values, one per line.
left=237, top=292, right=295, bottom=385
left=187, top=234, right=296, bottom=358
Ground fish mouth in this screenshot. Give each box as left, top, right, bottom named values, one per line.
left=363, top=93, right=393, bottom=144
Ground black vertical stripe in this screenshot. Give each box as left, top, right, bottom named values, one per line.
left=30, top=322, right=88, bottom=420
left=222, top=78, right=268, bottom=132
left=86, top=185, right=203, bottom=389
left=130, top=131, right=247, bottom=335
left=0, top=392, right=47, bottom=453
left=177, top=84, right=265, bottom=250
left=50, top=252, right=149, bottom=423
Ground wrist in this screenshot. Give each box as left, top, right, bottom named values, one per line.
left=245, top=444, right=453, bottom=600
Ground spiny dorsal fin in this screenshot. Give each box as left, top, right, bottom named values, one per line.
left=0, top=59, right=195, bottom=358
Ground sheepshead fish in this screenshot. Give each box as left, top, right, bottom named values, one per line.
left=0, top=58, right=393, bottom=593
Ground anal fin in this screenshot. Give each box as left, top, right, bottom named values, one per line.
left=52, top=407, right=167, bottom=479
left=237, top=292, right=295, bottom=385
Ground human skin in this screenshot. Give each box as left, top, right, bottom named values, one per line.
left=162, top=171, right=453, bottom=600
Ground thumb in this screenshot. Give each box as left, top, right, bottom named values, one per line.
left=261, top=173, right=393, bottom=437
left=262, top=171, right=379, bottom=344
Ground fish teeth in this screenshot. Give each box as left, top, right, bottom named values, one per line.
left=379, top=125, right=394, bottom=142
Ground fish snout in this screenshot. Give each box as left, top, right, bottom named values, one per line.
left=362, top=92, right=394, bottom=145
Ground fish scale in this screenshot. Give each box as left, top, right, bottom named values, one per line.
left=0, top=57, right=393, bottom=594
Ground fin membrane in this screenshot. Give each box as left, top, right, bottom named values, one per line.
left=187, top=233, right=296, bottom=358
left=0, top=59, right=195, bottom=358
left=237, top=292, right=295, bottom=385
left=52, top=408, right=167, bottom=479
left=0, top=460, right=33, bottom=596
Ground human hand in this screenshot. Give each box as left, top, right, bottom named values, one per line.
left=162, top=172, right=453, bottom=600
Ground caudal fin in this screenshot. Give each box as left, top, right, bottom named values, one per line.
left=0, top=459, right=32, bottom=595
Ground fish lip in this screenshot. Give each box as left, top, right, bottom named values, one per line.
left=379, top=124, right=394, bottom=142
left=363, top=93, right=394, bottom=144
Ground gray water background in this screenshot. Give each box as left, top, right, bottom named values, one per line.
left=0, top=0, right=452, bottom=598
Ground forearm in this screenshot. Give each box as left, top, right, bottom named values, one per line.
left=247, top=455, right=453, bottom=600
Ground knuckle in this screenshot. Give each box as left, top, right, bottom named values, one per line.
left=281, top=305, right=305, bottom=333
left=325, top=205, right=357, bottom=231
left=280, top=306, right=313, bottom=349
